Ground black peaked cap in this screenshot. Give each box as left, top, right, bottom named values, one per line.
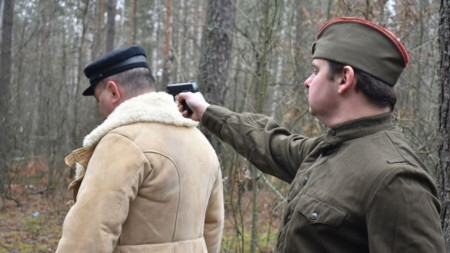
left=82, top=45, right=148, bottom=96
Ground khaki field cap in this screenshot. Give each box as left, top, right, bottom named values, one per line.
left=312, top=17, right=409, bottom=86
left=83, top=45, right=149, bottom=96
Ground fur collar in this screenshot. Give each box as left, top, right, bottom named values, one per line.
left=83, top=92, right=198, bottom=148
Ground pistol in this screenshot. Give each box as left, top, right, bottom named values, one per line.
left=166, top=81, right=199, bottom=115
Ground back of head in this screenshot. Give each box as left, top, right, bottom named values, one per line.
left=312, top=17, right=409, bottom=87
left=82, top=45, right=156, bottom=96
left=104, top=67, right=156, bottom=98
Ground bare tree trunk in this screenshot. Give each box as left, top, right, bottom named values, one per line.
left=438, top=0, right=450, bottom=250
left=439, top=0, right=450, bottom=249
left=199, top=0, right=235, bottom=105
left=175, top=0, right=188, bottom=82
left=198, top=0, right=236, bottom=153
left=37, top=0, right=53, bottom=189
left=69, top=0, right=91, bottom=180
left=162, top=0, right=172, bottom=88
left=106, top=0, right=117, bottom=52
left=0, top=0, right=14, bottom=199
left=0, top=0, right=13, bottom=123
left=128, top=0, right=136, bottom=45
left=250, top=1, right=283, bottom=251
left=93, top=0, right=105, bottom=57
left=0, top=0, right=4, bottom=28
left=171, top=0, right=179, bottom=81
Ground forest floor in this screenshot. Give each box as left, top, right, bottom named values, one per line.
left=0, top=185, right=69, bottom=253
left=0, top=178, right=285, bottom=253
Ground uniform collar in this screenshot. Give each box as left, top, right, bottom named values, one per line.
left=320, top=113, right=394, bottom=149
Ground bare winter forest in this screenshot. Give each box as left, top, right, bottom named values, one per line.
left=1, top=0, right=450, bottom=252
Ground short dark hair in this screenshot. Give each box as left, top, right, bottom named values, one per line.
left=327, top=60, right=397, bottom=110
left=100, top=67, right=156, bottom=96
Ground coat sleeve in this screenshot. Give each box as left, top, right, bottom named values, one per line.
left=56, top=133, right=148, bottom=253
left=203, top=166, right=224, bottom=253
left=202, top=105, right=323, bottom=183
left=365, top=167, right=445, bottom=253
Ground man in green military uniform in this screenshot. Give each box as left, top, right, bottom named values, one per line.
left=176, top=17, right=445, bottom=252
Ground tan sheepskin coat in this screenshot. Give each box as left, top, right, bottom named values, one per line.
left=56, top=92, right=224, bottom=253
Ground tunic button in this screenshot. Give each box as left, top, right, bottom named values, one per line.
left=310, top=212, right=318, bottom=220
left=303, top=176, right=309, bottom=185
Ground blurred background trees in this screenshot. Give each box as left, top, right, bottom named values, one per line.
left=0, top=0, right=448, bottom=252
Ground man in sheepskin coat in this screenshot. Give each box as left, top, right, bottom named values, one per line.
left=56, top=45, right=224, bottom=253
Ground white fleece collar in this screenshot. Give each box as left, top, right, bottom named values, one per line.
left=83, top=92, right=198, bottom=148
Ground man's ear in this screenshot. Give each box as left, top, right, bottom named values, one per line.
left=106, top=81, right=122, bottom=104
left=338, top=66, right=355, bottom=94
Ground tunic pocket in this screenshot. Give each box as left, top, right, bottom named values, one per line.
left=296, top=194, right=346, bottom=226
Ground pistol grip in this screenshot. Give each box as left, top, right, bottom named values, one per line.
left=182, top=100, right=193, bottom=115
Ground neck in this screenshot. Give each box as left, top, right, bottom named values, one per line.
left=321, top=100, right=391, bottom=129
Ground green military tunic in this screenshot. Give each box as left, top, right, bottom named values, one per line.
left=203, top=105, right=445, bottom=253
